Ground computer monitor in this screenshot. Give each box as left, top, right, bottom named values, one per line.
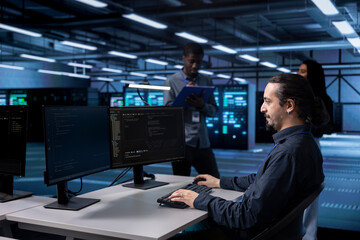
left=0, top=91, right=7, bottom=105
left=0, top=105, right=32, bottom=203
left=43, top=106, right=111, bottom=210
left=147, top=91, right=164, bottom=106
left=110, top=96, right=124, bottom=107
left=125, top=90, right=146, bottom=106
left=9, top=92, right=27, bottom=105
left=109, top=106, right=185, bottom=189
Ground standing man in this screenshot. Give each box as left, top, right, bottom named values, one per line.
left=164, top=42, right=220, bottom=178
left=170, top=73, right=325, bottom=239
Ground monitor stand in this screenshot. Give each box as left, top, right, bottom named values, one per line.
left=123, top=165, right=168, bottom=190
left=0, top=174, right=33, bottom=203
left=44, top=182, right=100, bottom=211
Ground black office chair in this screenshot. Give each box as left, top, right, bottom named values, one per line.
left=251, top=182, right=325, bottom=240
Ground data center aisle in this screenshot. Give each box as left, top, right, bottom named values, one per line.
left=11, top=133, right=360, bottom=239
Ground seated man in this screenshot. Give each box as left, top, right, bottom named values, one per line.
left=169, top=73, right=325, bottom=239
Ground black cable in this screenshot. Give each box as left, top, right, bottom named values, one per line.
left=137, top=88, right=150, bottom=106
left=65, top=178, right=83, bottom=196
left=108, top=167, right=132, bottom=187
left=143, top=171, right=155, bottom=180
left=111, top=167, right=131, bottom=186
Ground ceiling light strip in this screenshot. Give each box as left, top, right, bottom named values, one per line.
left=239, top=54, right=259, bottom=62
left=347, top=37, right=360, bottom=48
left=96, top=77, right=114, bottom=81
left=20, top=54, right=56, bottom=63
left=175, top=32, right=208, bottom=43
left=174, top=65, right=183, bottom=69
left=74, top=0, right=107, bottom=8
left=0, top=64, right=24, bottom=70
left=101, top=67, right=123, bottom=73
left=332, top=21, right=355, bottom=35
left=0, top=23, right=42, bottom=37
left=260, top=61, right=277, bottom=68
left=217, top=74, right=231, bottom=79
left=38, top=69, right=90, bottom=79
left=153, top=76, right=167, bottom=80
left=109, top=51, right=137, bottom=59
left=212, top=45, right=237, bottom=54
left=68, top=62, right=93, bottom=68
left=199, top=70, right=214, bottom=75
left=311, top=0, right=339, bottom=16
left=277, top=67, right=291, bottom=73
left=122, top=13, right=167, bottom=29
left=38, top=69, right=63, bottom=75
left=61, top=40, right=97, bottom=51
left=130, top=72, right=147, bottom=77
left=233, top=77, right=247, bottom=83
left=128, top=84, right=170, bottom=91
left=145, top=59, right=168, bottom=65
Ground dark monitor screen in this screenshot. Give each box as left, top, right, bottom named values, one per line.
left=109, top=106, right=184, bottom=189
left=109, top=106, right=185, bottom=169
left=43, top=106, right=111, bottom=210
left=44, top=106, right=111, bottom=186
left=0, top=105, right=32, bottom=202
left=0, top=105, right=28, bottom=176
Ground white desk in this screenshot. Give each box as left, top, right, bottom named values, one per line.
left=0, top=196, right=53, bottom=238
left=7, top=174, right=243, bottom=240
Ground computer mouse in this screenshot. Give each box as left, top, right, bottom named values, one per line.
left=193, top=177, right=206, bottom=184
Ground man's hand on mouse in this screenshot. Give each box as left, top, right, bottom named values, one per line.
left=168, top=189, right=198, bottom=208
left=193, top=174, right=221, bottom=188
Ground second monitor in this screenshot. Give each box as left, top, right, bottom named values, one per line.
left=109, top=106, right=185, bottom=189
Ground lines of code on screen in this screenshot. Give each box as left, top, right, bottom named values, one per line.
left=44, top=106, right=110, bottom=185
left=109, top=107, right=185, bottom=168
left=0, top=106, right=27, bottom=176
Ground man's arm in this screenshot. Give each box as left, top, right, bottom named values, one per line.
left=200, top=93, right=218, bottom=117
left=220, top=174, right=256, bottom=192
left=193, top=153, right=296, bottom=230
left=199, top=77, right=218, bottom=117
left=163, top=79, right=175, bottom=106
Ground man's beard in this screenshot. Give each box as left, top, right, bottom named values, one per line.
left=264, top=115, right=276, bottom=132
left=265, top=123, right=276, bottom=132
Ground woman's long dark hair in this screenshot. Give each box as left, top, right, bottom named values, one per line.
left=302, top=60, right=327, bottom=97
left=302, top=60, right=334, bottom=135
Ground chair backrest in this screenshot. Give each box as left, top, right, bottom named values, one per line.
left=251, top=182, right=325, bottom=240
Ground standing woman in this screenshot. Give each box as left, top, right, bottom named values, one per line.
left=298, top=60, right=334, bottom=240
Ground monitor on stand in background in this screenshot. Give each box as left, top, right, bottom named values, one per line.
left=109, top=106, right=185, bottom=190
left=0, top=105, right=32, bottom=203
left=43, top=106, right=111, bottom=210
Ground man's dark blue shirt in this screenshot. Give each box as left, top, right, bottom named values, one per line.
left=194, top=124, right=324, bottom=231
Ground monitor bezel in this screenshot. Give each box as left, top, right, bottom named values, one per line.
left=109, top=106, right=185, bottom=169
left=0, top=105, right=28, bottom=176
left=43, top=105, right=111, bottom=186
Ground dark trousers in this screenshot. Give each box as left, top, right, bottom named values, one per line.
left=172, top=145, right=220, bottom=178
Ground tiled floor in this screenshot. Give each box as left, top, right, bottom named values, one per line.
left=10, top=133, right=360, bottom=239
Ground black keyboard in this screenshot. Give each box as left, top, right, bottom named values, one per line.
left=157, top=183, right=212, bottom=209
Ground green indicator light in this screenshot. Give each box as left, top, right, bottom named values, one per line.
left=222, top=125, right=228, bottom=134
